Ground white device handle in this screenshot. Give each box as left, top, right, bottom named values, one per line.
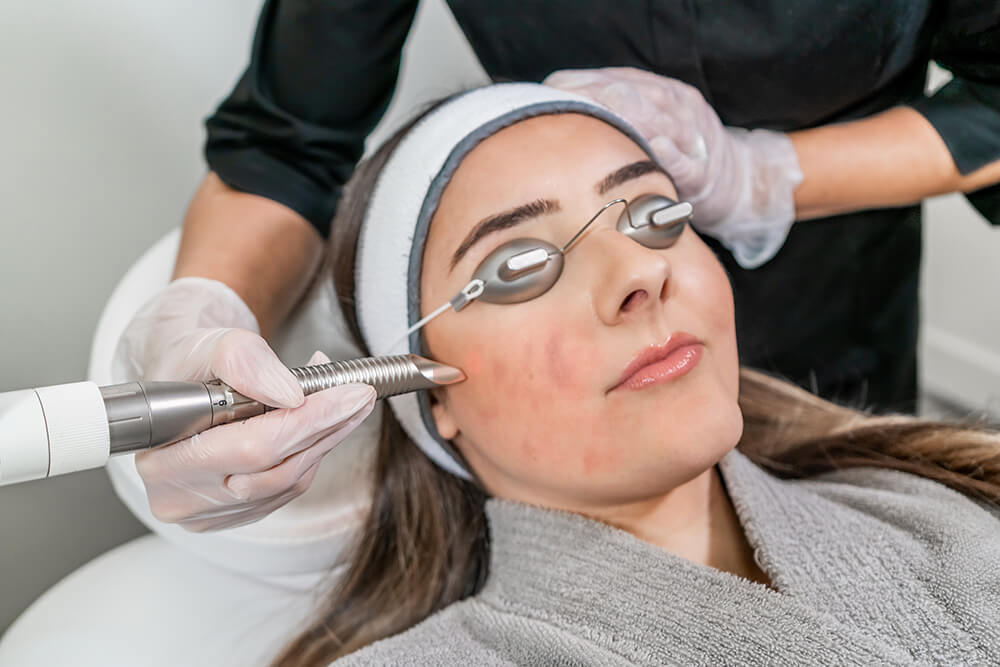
left=0, top=382, right=110, bottom=485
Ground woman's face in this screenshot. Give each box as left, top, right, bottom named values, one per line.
left=420, top=113, right=741, bottom=509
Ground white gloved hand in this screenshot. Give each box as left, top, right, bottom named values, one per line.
left=544, top=67, right=804, bottom=268
left=113, top=277, right=376, bottom=532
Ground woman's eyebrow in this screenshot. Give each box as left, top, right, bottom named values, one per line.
left=449, top=198, right=560, bottom=271
left=596, top=160, right=667, bottom=195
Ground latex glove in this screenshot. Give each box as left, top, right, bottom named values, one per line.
left=113, top=277, right=377, bottom=532
left=544, top=67, right=804, bottom=268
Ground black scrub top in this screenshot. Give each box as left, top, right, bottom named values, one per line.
left=205, top=0, right=1000, bottom=413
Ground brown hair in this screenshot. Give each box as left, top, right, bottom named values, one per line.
left=271, top=101, right=1000, bottom=666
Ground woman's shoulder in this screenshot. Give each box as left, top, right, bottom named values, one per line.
left=803, top=463, right=1000, bottom=526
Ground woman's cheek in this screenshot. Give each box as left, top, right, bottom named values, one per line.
left=543, top=328, right=582, bottom=389
left=691, top=244, right=735, bottom=330
left=458, top=323, right=600, bottom=472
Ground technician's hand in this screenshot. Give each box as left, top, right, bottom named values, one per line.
left=113, top=277, right=376, bottom=532
left=544, top=67, right=804, bottom=268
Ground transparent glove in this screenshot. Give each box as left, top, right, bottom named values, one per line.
left=544, top=67, right=804, bottom=268
left=112, top=277, right=377, bottom=532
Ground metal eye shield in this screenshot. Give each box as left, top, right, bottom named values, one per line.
left=403, top=194, right=694, bottom=340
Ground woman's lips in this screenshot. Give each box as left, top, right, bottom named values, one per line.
left=609, top=333, right=704, bottom=392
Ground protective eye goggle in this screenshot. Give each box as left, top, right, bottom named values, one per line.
left=400, top=194, right=693, bottom=344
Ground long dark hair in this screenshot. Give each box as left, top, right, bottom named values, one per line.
left=271, top=100, right=1000, bottom=666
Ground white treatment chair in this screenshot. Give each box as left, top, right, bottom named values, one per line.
left=0, top=229, right=380, bottom=666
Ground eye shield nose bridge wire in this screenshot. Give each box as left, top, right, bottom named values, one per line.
left=559, top=198, right=629, bottom=253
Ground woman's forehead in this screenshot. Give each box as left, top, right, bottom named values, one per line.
left=433, top=114, right=653, bottom=234
left=460, top=113, right=646, bottom=178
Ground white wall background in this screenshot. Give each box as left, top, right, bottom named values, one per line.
left=923, top=194, right=1000, bottom=415
left=0, top=0, right=997, bottom=638
left=0, top=0, right=266, bottom=636
left=0, top=0, right=489, bottom=637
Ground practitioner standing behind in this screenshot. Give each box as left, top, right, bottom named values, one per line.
left=115, top=1, right=1000, bottom=533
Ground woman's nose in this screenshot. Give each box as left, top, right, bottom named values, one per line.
left=586, top=230, right=672, bottom=325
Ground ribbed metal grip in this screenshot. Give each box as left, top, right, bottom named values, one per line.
left=203, top=353, right=462, bottom=430
left=292, top=354, right=425, bottom=398
left=99, top=354, right=463, bottom=452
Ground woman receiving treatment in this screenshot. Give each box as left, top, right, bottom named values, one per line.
left=272, top=84, right=1000, bottom=665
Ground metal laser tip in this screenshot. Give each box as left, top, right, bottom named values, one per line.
left=410, top=355, right=467, bottom=385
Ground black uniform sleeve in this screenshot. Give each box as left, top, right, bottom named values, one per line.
left=204, top=0, right=419, bottom=237
left=910, top=1, right=1000, bottom=224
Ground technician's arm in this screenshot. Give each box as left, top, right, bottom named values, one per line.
left=546, top=3, right=1000, bottom=269
left=179, top=0, right=419, bottom=334
left=173, top=172, right=322, bottom=338
left=796, top=1, right=1000, bottom=223
left=790, top=107, right=1000, bottom=221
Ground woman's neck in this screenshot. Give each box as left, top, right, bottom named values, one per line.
left=581, top=465, right=773, bottom=587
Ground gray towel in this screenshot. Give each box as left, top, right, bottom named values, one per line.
left=334, top=448, right=1000, bottom=665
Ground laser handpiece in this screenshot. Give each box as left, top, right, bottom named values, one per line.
left=0, top=354, right=464, bottom=487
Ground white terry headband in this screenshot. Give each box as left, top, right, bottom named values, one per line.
left=356, top=83, right=656, bottom=479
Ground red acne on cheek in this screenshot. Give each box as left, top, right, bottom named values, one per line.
left=463, top=350, right=484, bottom=377
left=521, top=339, right=537, bottom=383
left=581, top=420, right=621, bottom=475
left=521, top=439, right=540, bottom=463
left=582, top=446, right=621, bottom=475
left=476, top=401, right=499, bottom=424
left=544, top=331, right=576, bottom=389
left=516, top=418, right=563, bottom=467
left=490, top=356, right=509, bottom=386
